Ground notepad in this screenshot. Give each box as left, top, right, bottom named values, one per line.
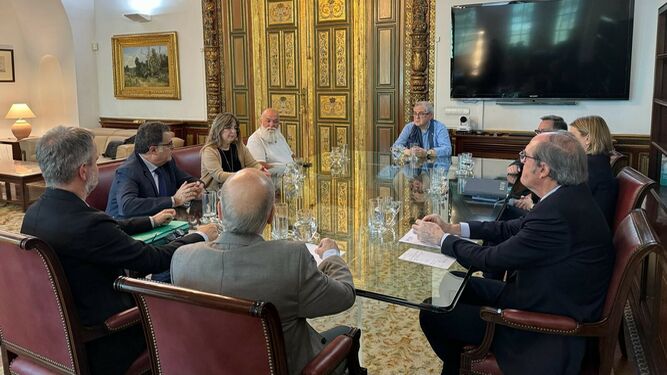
left=398, top=229, right=441, bottom=249
left=131, top=220, right=190, bottom=244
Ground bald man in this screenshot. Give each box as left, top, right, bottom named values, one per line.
left=246, top=108, right=295, bottom=177
left=170, top=169, right=355, bottom=375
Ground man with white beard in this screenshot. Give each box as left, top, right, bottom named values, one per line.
left=246, top=108, right=295, bottom=178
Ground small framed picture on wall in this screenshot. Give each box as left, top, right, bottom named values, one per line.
left=0, top=49, right=15, bottom=82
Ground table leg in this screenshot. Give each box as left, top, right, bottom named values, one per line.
left=21, top=181, right=28, bottom=211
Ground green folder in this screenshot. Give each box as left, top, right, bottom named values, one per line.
left=131, top=220, right=190, bottom=244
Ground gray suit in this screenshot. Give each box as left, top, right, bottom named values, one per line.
left=170, top=232, right=356, bottom=375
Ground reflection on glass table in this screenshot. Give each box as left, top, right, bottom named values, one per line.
left=269, top=152, right=513, bottom=313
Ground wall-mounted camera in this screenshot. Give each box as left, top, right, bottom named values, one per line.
left=458, top=115, right=471, bottom=132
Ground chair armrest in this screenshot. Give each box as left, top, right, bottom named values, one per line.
left=479, top=306, right=581, bottom=335
left=104, top=306, right=141, bottom=331
left=301, top=335, right=353, bottom=375
left=115, top=144, right=135, bottom=159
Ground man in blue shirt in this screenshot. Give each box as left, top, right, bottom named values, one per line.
left=393, top=101, right=452, bottom=158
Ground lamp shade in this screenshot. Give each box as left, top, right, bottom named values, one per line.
left=5, top=103, right=36, bottom=119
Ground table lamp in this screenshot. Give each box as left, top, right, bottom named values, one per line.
left=5, top=103, right=36, bottom=140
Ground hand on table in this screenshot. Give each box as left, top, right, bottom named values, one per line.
left=196, top=223, right=219, bottom=242
left=314, top=238, right=339, bottom=257
left=151, top=209, right=176, bottom=226
left=173, top=181, right=200, bottom=206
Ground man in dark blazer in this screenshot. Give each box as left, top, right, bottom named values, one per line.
left=106, top=121, right=202, bottom=219
left=21, top=126, right=218, bottom=375
left=413, top=131, right=614, bottom=375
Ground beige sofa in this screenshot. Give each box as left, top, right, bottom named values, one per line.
left=20, top=127, right=184, bottom=162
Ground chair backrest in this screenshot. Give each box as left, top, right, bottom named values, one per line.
left=86, top=160, right=124, bottom=211
left=0, top=230, right=87, bottom=374
left=114, top=276, right=289, bottom=375
left=613, top=167, right=656, bottom=232
left=602, top=209, right=660, bottom=319
left=172, top=145, right=203, bottom=179
left=609, top=150, right=629, bottom=176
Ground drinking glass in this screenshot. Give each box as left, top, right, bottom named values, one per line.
left=201, top=191, right=217, bottom=224
left=294, top=209, right=318, bottom=242
left=367, top=198, right=386, bottom=233
left=409, top=143, right=420, bottom=164
left=272, top=203, right=289, bottom=240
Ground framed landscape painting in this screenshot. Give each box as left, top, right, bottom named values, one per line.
left=0, top=49, right=15, bottom=82
left=112, top=32, right=180, bottom=99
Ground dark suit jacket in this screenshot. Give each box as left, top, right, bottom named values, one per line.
left=587, top=154, right=618, bottom=227
left=21, top=188, right=204, bottom=326
left=106, top=152, right=195, bottom=218
left=442, top=184, right=614, bottom=375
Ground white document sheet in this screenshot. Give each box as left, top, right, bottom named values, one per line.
left=398, top=229, right=441, bottom=249
left=305, top=243, right=324, bottom=265
left=305, top=243, right=346, bottom=266
left=399, top=248, right=457, bottom=270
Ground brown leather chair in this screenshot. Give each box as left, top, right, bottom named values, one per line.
left=172, top=145, right=203, bottom=179
left=459, top=209, right=662, bottom=375
left=114, top=276, right=366, bottom=375
left=609, top=150, right=629, bottom=177
left=613, top=166, right=656, bottom=232
left=86, top=160, right=124, bottom=211
left=0, top=230, right=149, bottom=375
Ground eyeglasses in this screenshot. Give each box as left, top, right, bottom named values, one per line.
left=413, top=112, right=431, bottom=118
left=154, top=141, right=174, bottom=150
left=519, top=149, right=540, bottom=163
left=534, top=129, right=552, bottom=135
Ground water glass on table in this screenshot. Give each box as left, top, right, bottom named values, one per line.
left=272, top=203, right=289, bottom=240
left=201, top=191, right=217, bottom=224
left=294, top=209, right=318, bottom=242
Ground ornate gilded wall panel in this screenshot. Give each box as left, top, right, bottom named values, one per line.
left=318, top=94, right=348, bottom=120
left=319, top=125, right=332, bottom=172
left=317, top=30, right=331, bottom=88
left=283, top=31, right=296, bottom=87
left=334, top=179, right=349, bottom=234
left=233, top=92, right=248, bottom=116
left=231, top=36, right=247, bottom=87
left=377, top=0, right=394, bottom=21
left=335, top=126, right=348, bottom=148
left=334, top=29, right=347, bottom=88
left=267, top=1, right=294, bottom=25
left=230, top=0, right=245, bottom=30
left=202, top=0, right=223, bottom=121
left=270, top=93, right=298, bottom=117
left=377, top=127, right=394, bottom=155
left=318, top=179, right=333, bottom=232
left=268, top=32, right=282, bottom=87
left=372, top=0, right=400, bottom=169
left=317, top=0, right=347, bottom=22
left=377, top=92, right=394, bottom=122
left=285, top=122, right=298, bottom=154
left=377, top=28, right=394, bottom=86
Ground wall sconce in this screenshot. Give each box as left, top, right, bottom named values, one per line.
left=5, top=103, right=36, bottom=140
left=124, top=13, right=151, bottom=22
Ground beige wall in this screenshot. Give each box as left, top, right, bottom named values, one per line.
left=0, top=0, right=78, bottom=138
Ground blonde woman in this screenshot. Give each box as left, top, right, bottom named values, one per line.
left=201, top=112, right=267, bottom=191
left=569, top=115, right=618, bottom=227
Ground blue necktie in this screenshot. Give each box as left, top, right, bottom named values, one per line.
left=155, top=168, right=170, bottom=197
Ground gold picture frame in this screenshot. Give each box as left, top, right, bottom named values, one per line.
left=112, top=32, right=180, bottom=99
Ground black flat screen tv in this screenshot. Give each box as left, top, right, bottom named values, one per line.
left=451, top=0, right=634, bottom=100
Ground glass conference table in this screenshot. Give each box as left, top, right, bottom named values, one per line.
left=264, top=152, right=513, bottom=313
left=174, top=153, right=512, bottom=312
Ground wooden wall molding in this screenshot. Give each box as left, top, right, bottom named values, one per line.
left=452, top=130, right=651, bottom=175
